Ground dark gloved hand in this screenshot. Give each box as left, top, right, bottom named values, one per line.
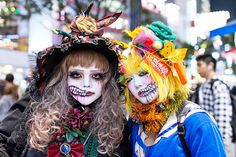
left=25, top=148, right=45, bottom=157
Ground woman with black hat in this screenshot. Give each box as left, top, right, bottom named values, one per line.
left=0, top=4, right=131, bottom=157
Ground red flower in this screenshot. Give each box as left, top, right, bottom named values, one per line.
left=52, top=128, right=65, bottom=140
left=144, top=37, right=154, bottom=46
left=63, top=108, right=94, bottom=130
left=51, top=107, right=94, bottom=144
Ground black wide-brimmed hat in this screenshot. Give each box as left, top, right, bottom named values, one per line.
left=31, top=3, right=122, bottom=93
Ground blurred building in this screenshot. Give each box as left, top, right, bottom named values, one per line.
left=210, top=0, right=236, bottom=21
left=187, top=0, right=236, bottom=81
left=0, top=0, right=29, bottom=85
left=0, top=0, right=53, bottom=91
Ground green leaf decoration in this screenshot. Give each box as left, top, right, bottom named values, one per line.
left=65, top=132, right=74, bottom=143
left=71, top=131, right=78, bottom=138
left=64, top=126, right=70, bottom=131
left=119, top=75, right=126, bottom=84
left=73, top=128, right=84, bottom=136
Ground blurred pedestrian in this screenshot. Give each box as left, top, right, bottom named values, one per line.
left=188, top=76, right=202, bottom=104
left=0, top=80, right=6, bottom=98
left=0, top=82, right=19, bottom=121
left=118, top=22, right=226, bottom=156
left=5, top=73, right=14, bottom=83
left=196, top=54, right=235, bottom=157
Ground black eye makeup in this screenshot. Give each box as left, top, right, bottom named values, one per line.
left=92, top=73, right=106, bottom=81
left=139, top=71, right=148, bottom=76
left=68, top=69, right=106, bottom=81
left=126, top=77, right=133, bottom=83
left=68, top=71, right=82, bottom=79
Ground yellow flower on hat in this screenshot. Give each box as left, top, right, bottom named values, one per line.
left=159, top=41, right=174, bottom=58
left=75, top=16, right=97, bottom=33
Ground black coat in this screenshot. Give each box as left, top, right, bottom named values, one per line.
left=0, top=93, right=132, bottom=157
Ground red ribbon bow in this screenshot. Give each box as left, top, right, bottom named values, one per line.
left=48, top=143, right=84, bottom=157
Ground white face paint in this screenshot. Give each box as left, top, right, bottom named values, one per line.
left=67, top=63, right=106, bottom=106
left=127, top=73, right=158, bottom=104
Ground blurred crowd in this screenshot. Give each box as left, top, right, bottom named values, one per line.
left=0, top=73, right=19, bottom=121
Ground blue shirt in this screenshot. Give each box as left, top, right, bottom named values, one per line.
left=130, top=112, right=226, bottom=157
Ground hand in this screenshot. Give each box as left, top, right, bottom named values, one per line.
left=25, top=148, right=45, bottom=157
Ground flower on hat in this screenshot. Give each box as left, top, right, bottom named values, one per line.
left=75, top=16, right=97, bottom=33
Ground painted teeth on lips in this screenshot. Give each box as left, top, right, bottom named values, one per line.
left=70, top=86, right=84, bottom=95
left=78, top=92, right=95, bottom=97
left=69, top=86, right=94, bottom=96
left=138, top=85, right=156, bottom=97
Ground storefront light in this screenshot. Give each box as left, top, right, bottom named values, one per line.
left=6, top=34, right=19, bottom=39
left=14, top=8, right=19, bottom=15
left=213, top=35, right=223, bottom=50
left=16, top=68, right=23, bottom=73
left=0, top=1, right=6, bottom=8
left=198, top=48, right=205, bottom=54
left=225, top=68, right=233, bottom=75
left=4, top=7, right=8, bottom=12
left=11, top=7, right=15, bottom=12
left=224, top=44, right=231, bottom=51
left=212, top=51, right=220, bottom=60
left=3, top=65, right=13, bottom=74
left=0, top=38, right=15, bottom=49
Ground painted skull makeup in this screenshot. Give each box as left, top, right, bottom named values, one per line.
left=127, top=73, right=158, bottom=104
left=67, top=63, right=106, bottom=105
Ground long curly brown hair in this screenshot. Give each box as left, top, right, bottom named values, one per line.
left=27, top=49, right=125, bottom=156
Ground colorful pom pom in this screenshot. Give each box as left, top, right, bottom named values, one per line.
left=153, top=41, right=163, bottom=50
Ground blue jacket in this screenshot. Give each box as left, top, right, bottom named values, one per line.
left=130, top=110, right=226, bottom=157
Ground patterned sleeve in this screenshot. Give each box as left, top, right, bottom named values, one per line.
left=212, top=81, right=232, bottom=139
